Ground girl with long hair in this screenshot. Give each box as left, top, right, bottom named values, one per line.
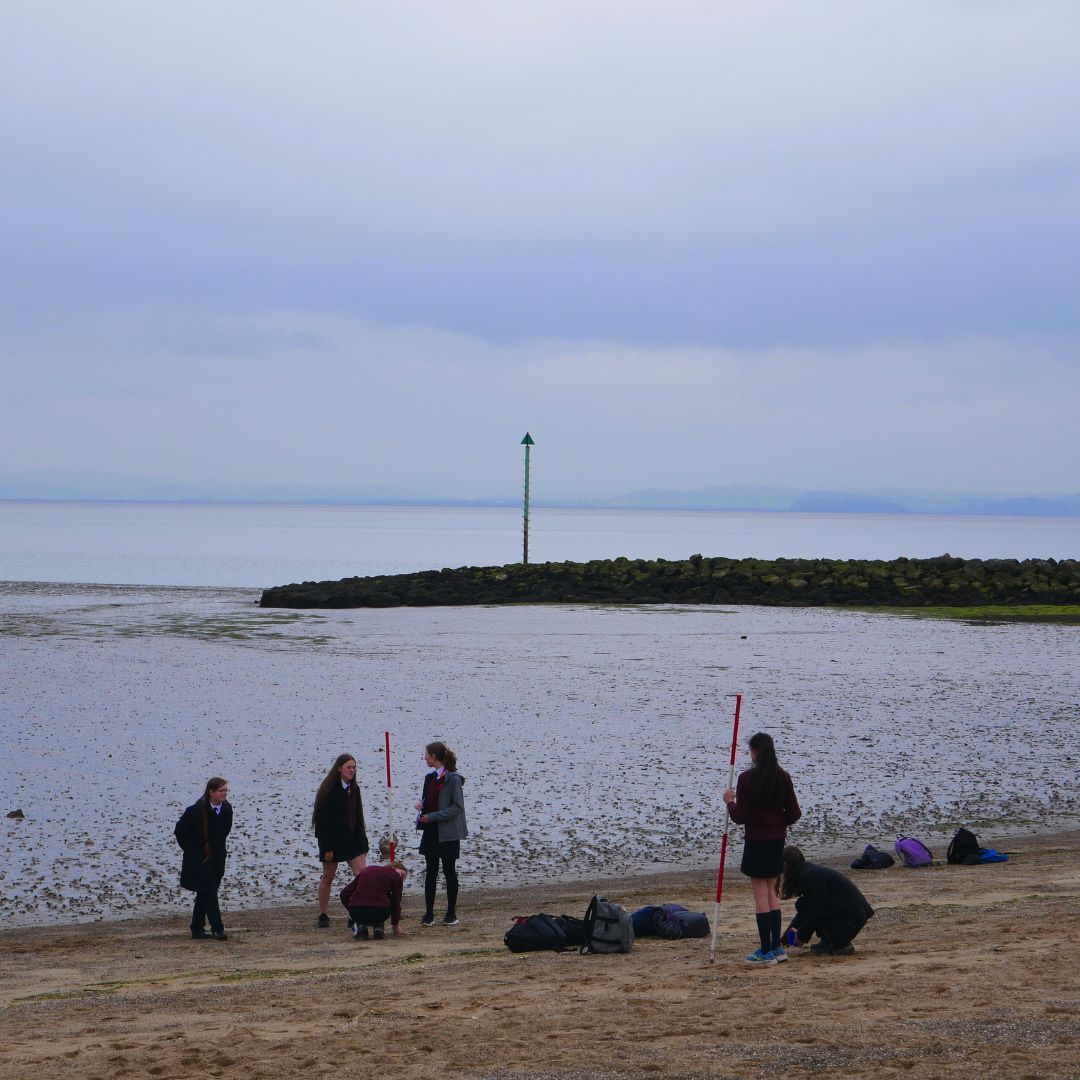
left=777, top=845, right=874, bottom=955
left=312, top=753, right=369, bottom=927
left=415, top=740, right=468, bottom=926
left=174, top=776, right=232, bottom=941
left=723, top=732, right=801, bottom=965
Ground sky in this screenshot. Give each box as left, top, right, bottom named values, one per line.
left=2, top=1, right=1079, bottom=500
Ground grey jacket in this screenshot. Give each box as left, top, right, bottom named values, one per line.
left=421, top=770, right=468, bottom=843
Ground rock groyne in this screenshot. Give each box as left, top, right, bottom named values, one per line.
left=260, top=554, right=1080, bottom=609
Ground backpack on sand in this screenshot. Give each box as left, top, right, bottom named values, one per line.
left=504, top=914, right=567, bottom=953
left=652, top=903, right=710, bottom=940
left=631, top=905, right=661, bottom=937
left=947, top=827, right=980, bottom=866
left=556, top=915, right=589, bottom=947
left=895, top=836, right=933, bottom=867
left=947, top=828, right=1010, bottom=866
left=582, top=896, right=634, bottom=954
left=851, top=844, right=895, bottom=870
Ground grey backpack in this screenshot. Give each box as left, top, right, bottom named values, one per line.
left=582, top=895, right=634, bottom=954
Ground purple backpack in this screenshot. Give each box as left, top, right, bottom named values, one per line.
left=895, top=836, right=933, bottom=867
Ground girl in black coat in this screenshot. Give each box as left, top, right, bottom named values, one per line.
left=779, top=845, right=875, bottom=955
left=174, top=776, right=232, bottom=940
left=313, top=753, right=369, bottom=927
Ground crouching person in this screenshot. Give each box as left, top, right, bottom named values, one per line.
left=779, top=845, right=874, bottom=956
left=339, top=860, right=408, bottom=940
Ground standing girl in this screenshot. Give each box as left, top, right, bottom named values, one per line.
left=174, top=776, right=233, bottom=941
left=723, top=732, right=801, bottom=965
left=415, top=741, right=467, bottom=926
left=313, top=753, right=369, bottom=928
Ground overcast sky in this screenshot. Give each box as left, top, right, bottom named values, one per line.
left=2, top=2, right=1078, bottom=499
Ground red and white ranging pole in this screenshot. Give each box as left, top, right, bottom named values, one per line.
left=709, top=693, right=742, bottom=963
left=384, top=730, right=395, bottom=863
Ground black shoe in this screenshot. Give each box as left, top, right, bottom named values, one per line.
left=191, top=929, right=211, bottom=940
left=351, top=923, right=369, bottom=940
left=317, top=913, right=330, bottom=929
left=441, top=914, right=459, bottom=926
left=420, top=914, right=434, bottom=927
left=210, top=930, right=229, bottom=941
left=372, top=926, right=385, bottom=940
left=809, top=942, right=833, bottom=955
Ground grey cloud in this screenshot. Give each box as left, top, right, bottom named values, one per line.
left=2, top=2, right=1079, bottom=345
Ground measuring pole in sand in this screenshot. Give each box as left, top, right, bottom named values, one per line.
left=384, top=730, right=395, bottom=863
left=709, top=693, right=742, bottom=963
left=521, top=432, right=534, bottom=564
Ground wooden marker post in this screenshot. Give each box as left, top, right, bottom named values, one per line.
left=709, top=693, right=742, bottom=963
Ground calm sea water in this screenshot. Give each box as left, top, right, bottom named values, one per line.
left=1, top=500, right=1077, bottom=588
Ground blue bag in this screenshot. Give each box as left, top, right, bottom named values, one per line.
left=653, top=903, right=710, bottom=940
left=631, top=905, right=661, bottom=937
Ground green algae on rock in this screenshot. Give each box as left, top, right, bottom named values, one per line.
left=259, top=554, right=1080, bottom=610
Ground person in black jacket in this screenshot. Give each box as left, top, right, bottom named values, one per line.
left=174, top=777, right=232, bottom=941
left=313, top=753, right=369, bottom=928
left=778, top=845, right=874, bottom=955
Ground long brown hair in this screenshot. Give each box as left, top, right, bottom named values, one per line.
left=747, top=732, right=787, bottom=806
left=426, top=741, right=457, bottom=772
left=778, top=844, right=806, bottom=900
left=311, top=753, right=358, bottom=829
left=199, top=777, right=228, bottom=861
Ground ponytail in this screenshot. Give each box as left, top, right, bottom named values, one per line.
left=426, top=741, right=457, bottom=772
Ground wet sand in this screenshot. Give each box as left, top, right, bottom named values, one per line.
left=2, top=832, right=1078, bottom=1079
left=4, top=583, right=1080, bottom=927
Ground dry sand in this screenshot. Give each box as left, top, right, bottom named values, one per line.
left=2, top=833, right=1078, bottom=1080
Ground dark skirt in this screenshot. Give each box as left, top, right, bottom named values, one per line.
left=419, top=826, right=460, bottom=859
left=740, top=838, right=784, bottom=878
left=319, top=841, right=367, bottom=866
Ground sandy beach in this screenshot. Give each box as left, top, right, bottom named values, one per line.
left=2, top=831, right=1078, bottom=1079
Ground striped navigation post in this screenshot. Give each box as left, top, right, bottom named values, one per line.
left=709, top=693, right=742, bottom=963
left=521, top=432, right=534, bottom=564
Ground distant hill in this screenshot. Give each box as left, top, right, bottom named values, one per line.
left=1, top=471, right=1078, bottom=517
left=601, top=486, right=1080, bottom=517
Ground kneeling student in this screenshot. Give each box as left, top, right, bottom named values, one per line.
left=779, top=845, right=874, bottom=955
left=340, top=860, right=408, bottom=939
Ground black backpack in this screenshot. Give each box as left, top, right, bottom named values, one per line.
left=504, top=914, right=567, bottom=953
left=851, top=844, right=895, bottom=870
left=947, top=827, right=980, bottom=866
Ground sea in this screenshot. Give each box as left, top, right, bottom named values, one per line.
left=1, top=500, right=1077, bottom=588
left=1, top=500, right=1078, bottom=926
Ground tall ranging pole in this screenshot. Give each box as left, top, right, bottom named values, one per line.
left=709, top=693, right=742, bottom=963
left=521, top=432, right=534, bottom=565
left=384, top=730, right=395, bottom=864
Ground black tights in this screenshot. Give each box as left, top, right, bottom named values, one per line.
left=424, top=851, right=458, bottom=918
left=191, top=880, right=223, bottom=934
